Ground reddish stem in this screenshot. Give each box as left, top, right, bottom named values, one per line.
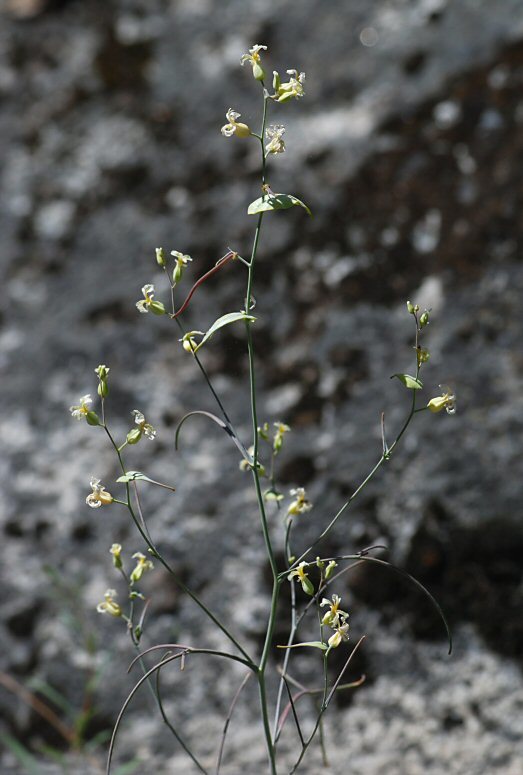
left=171, top=251, right=236, bottom=319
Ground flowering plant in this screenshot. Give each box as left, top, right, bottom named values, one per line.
left=70, top=45, right=453, bottom=774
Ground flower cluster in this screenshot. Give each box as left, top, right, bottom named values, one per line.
left=271, top=69, right=306, bottom=102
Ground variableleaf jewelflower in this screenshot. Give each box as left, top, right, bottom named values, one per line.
left=180, top=330, right=204, bottom=355
left=273, top=421, right=290, bottom=453
left=128, top=410, right=157, bottom=442
left=265, top=125, right=286, bottom=155
left=136, top=284, right=166, bottom=315
left=171, top=251, right=193, bottom=285
left=287, top=487, right=312, bottom=516
left=320, top=594, right=349, bottom=628
left=415, top=347, right=430, bottom=369
left=86, top=477, right=114, bottom=508
left=155, top=247, right=165, bottom=267
left=287, top=561, right=314, bottom=596
left=327, top=621, right=350, bottom=649
left=130, top=552, right=154, bottom=583
left=272, top=69, right=306, bottom=102
left=70, top=394, right=100, bottom=426
left=221, top=109, right=251, bottom=139
left=110, top=543, right=123, bottom=569
left=240, top=44, right=267, bottom=81
left=95, top=364, right=110, bottom=398
left=427, top=385, right=456, bottom=415
left=96, top=589, right=122, bottom=617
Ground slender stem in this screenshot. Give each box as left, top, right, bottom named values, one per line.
left=290, top=391, right=418, bottom=568
left=273, top=521, right=297, bottom=740
left=104, top=425, right=253, bottom=663
left=244, top=90, right=279, bottom=775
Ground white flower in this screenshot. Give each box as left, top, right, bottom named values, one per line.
left=136, top=284, right=165, bottom=315
left=136, top=284, right=155, bottom=313
left=96, top=589, right=122, bottom=617
left=287, top=487, right=312, bottom=516
left=86, top=477, right=114, bottom=508
left=131, top=409, right=157, bottom=440
left=221, top=109, right=251, bottom=138
left=70, top=394, right=92, bottom=420
left=320, top=594, right=349, bottom=628
left=240, top=43, right=267, bottom=66
left=265, top=125, right=286, bottom=155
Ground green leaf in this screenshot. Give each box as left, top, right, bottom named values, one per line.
left=116, top=471, right=154, bottom=484
left=194, top=311, right=255, bottom=353
left=391, top=373, right=423, bottom=390
left=277, top=641, right=328, bottom=651
left=248, top=193, right=311, bottom=216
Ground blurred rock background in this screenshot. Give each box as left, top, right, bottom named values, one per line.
left=1, top=0, right=522, bottom=773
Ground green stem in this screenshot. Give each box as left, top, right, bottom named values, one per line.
left=244, top=90, right=279, bottom=775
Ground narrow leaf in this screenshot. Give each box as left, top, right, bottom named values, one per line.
left=277, top=641, right=328, bottom=651
left=248, top=193, right=312, bottom=216
left=194, top=311, right=255, bottom=353
left=391, top=373, right=423, bottom=390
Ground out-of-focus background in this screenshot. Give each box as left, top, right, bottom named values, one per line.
left=1, top=0, right=522, bottom=773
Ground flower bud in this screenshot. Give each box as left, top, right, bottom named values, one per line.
left=155, top=247, right=165, bottom=267
left=110, top=543, right=123, bottom=569
left=97, top=380, right=109, bottom=398
left=325, top=560, right=338, bottom=580
left=419, top=310, right=430, bottom=327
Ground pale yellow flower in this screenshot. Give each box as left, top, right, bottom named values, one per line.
left=240, top=44, right=267, bottom=80
left=427, top=385, right=456, bottom=415
left=328, top=621, right=350, bottom=649
left=272, top=69, right=305, bottom=102
left=221, top=109, right=251, bottom=138
left=96, top=589, right=122, bottom=617
left=86, top=478, right=113, bottom=509
left=130, top=552, right=154, bottom=583
left=287, top=561, right=314, bottom=595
